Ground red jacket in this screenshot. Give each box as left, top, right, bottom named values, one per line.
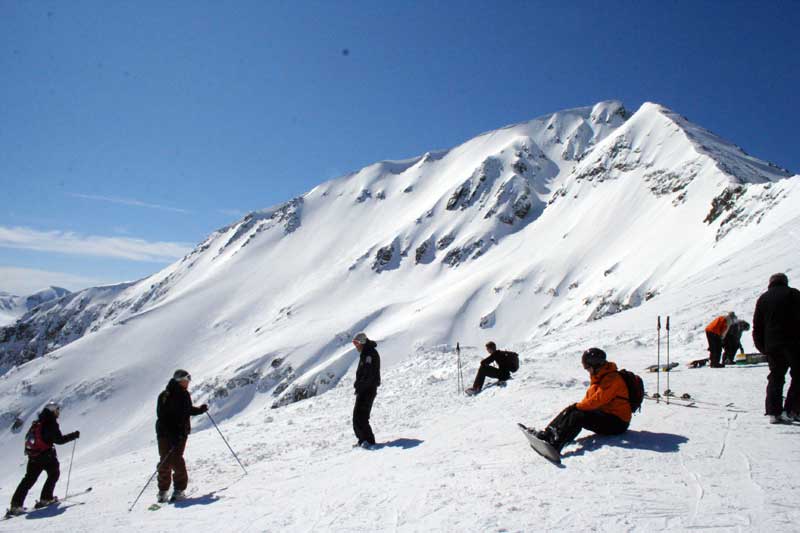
left=576, top=362, right=632, bottom=423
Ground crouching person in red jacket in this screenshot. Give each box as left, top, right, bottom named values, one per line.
left=532, top=348, right=631, bottom=452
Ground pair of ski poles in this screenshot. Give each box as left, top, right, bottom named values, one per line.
left=129, top=412, right=247, bottom=512
left=656, top=315, right=671, bottom=404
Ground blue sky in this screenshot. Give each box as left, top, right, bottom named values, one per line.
left=1, top=1, right=798, bottom=294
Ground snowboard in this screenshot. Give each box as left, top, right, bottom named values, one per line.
left=646, top=362, right=679, bottom=372
left=736, top=353, right=768, bottom=365
left=517, top=423, right=561, bottom=464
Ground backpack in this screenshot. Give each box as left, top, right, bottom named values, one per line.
left=24, top=421, right=50, bottom=457
left=616, top=369, right=644, bottom=413
left=506, top=352, right=520, bottom=373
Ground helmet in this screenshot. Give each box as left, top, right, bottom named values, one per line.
left=44, top=402, right=61, bottom=416
left=352, top=333, right=368, bottom=344
left=173, top=369, right=191, bottom=382
left=581, top=348, right=607, bottom=369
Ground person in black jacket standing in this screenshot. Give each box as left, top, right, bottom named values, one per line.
left=8, top=402, right=79, bottom=515
left=753, top=273, right=800, bottom=423
left=352, top=333, right=381, bottom=449
left=155, top=369, right=207, bottom=502
left=465, top=341, right=518, bottom=395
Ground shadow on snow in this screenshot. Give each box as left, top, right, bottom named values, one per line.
left=373, top=438, right=424, bottom=450
left=560, top=430, right=689, bottom=458
left=172, top=493, right=221, bottom=508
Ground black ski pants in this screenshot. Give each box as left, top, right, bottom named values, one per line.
left=11, top=452, right=60, bottom=507
left=353, top=388, right=377, bottom=445
left=765, top=346, right=800, bottom=416
left=707, top=331, right=723, bottom=367
left=472, top=364, right=511, bottom=391
left=546, top=405, right=628, bottom=451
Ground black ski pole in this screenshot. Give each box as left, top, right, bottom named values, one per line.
left=666, top=316, right=671, bottom=405
left=656, top=316, right=661, bottom=403
left=64, top=440, right=76, bottom=501
left=206, top=412, right=247, bottom=475
left=456, top=342, right=462, bottom=393
left=129, top=447, right=174, bottom=512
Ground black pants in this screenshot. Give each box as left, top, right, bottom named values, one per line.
left=353, top=389, right=377, bottom=445
left=472, top=364, right=510, bottom=391
left=11, top=452, right=60, bottom=507
left=707, top=331, right=723, bottom=367
left=765, top=346, right=800, bottom=416
left=546, top=405, right=628, bottom=451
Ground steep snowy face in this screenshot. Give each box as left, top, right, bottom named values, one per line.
left=0, top=100, right=797, bottom=463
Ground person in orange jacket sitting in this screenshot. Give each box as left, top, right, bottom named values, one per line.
left=706, top=312, right=736, bottom=368
left=531, top=348, right=631, bottom=452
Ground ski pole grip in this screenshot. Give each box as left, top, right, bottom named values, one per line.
left=666, top=316, right=670, bottom=330
left=657, top=316, right=661, bottom=329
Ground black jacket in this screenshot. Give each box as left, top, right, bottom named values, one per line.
left=155, top=379, right=205, bottom=443
left=481, top=350, right=516, bottom=372
left=753, top=280, right=800, bottom=354
left=354, top=340, right=381, bottom=394
left=35, top=409, right=78, bottom=457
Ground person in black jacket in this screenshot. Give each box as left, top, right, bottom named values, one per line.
left=8, top=402, right=79, bottom=515
left=465, top=341, right=517, bottom=395
left=722, top=319, right=749, bottom=365
left=352, top=333, right=381, bottom=449
left=155, top=369, right=207, bottom=502
left=753, top=273, right=800, bottom=423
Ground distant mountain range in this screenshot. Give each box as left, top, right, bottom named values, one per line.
left=0, top=286, right=71, bottom=327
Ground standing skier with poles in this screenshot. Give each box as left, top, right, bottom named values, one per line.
left=352, top=333, right=381, bottom=449
left=7, top=402, right=80, bottom=517
left=155, top=369, right=208, bottom=503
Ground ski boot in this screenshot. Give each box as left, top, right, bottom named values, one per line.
left=157, top=490, right=169, bottom=503
left=170, top=490, right=187, bottom=502
left=34, top=497, right=58, bottom=509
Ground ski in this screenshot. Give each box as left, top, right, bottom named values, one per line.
left=65, top=487, right=93, bottom=500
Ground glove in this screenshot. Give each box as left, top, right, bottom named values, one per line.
left=199, top=404, right=209, bottom=413
left=71, top=431, right=80, bottom=439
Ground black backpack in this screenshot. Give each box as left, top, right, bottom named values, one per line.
left=506, top=351, right=520, bottom=373
left=616, top=369, right=644, bottom=413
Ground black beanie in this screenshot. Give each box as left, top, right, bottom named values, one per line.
left=769, top=273, right=788, bottom=287
left=581, top=348, right=607, bottom=369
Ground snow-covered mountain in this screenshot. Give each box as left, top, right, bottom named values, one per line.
left=0, top=100, right=797, bottom=457
left=1, top=100, right=799, bottom=531
left=0, top=286, right=70, bottom=327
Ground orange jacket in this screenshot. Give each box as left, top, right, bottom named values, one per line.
left=575, top=362, right=632, bottom=423
left=705, top=315, right=730, bottom=337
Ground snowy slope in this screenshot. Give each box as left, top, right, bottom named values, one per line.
left=0, top=100, right=799, bottom=531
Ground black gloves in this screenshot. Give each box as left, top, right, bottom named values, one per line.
left=199, top=404, right=209, bottom=413
left=70, top=431, right=80, bottom=440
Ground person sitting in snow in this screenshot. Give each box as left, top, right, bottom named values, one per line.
left=705, top=312, right=737, bottom=368
left=525, top=348, right=630, bottom=453
left=722, top=318, right=749, bottom=365
left=352, top=333, right=381, bottom=449
left=7, top=402, right=80, bottom=516
left=465, top=341, right=519, bottom=395
left=155, top=369, right=208, bottom=503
